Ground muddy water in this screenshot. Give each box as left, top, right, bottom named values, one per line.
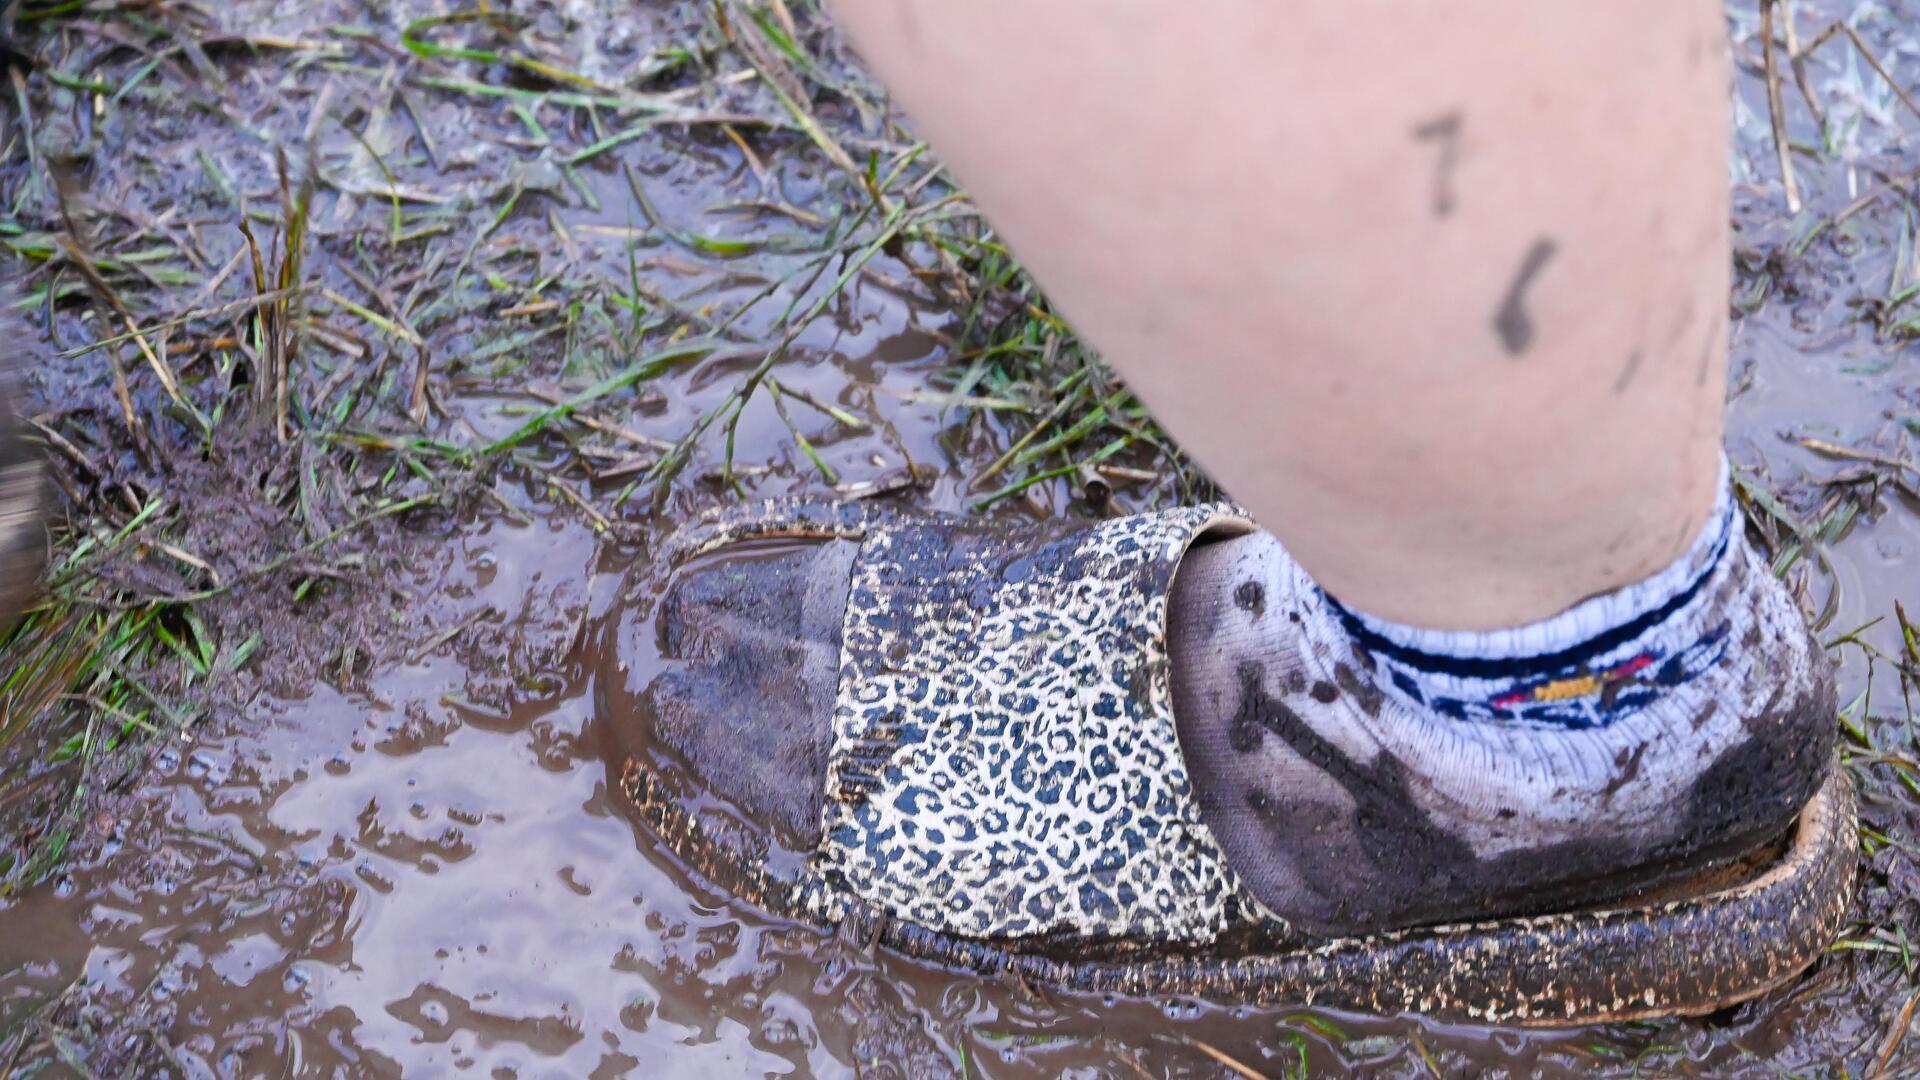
left=5, top=1, right=1920, bottom=1077
left=4, top=310, right=1908, bottom=1077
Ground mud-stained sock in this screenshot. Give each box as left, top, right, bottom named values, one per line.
left=1332, top=473, right=1741, bottom=731
left=1169, top=463, right=1835, bottom=937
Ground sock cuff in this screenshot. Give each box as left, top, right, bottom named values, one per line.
left=1327, top=457, right=1733, bottom=670
left=1316, top=458, right=1744, bottom=729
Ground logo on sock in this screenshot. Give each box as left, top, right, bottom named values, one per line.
left=1389, top=620, right=1732, bottom=729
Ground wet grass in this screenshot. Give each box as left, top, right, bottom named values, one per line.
left=1735, top=9, right=1920, bottom=1068
left=0, top=0, right=1917, bottom=1074
left=0, top=137, right=390, bottom=909
left=0, top=7, right=1201, bottom=1068
left=0, top=0, right=1172, bottom=906
left=1739, top=398, right=1920, bottom=1055
left=0, top=2, right=1198, bottom=1060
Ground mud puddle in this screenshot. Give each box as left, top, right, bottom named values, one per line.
left=3, top=0, right=1920, bottom=1076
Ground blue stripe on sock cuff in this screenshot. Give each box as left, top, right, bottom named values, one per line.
left=1321, top=515, right=1734, bottom=683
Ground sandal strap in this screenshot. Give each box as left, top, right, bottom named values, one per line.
left=801, top=504, right=1260, bottom=942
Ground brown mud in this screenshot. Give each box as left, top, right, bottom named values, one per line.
left=1, top=1, right=1919, bottom=1076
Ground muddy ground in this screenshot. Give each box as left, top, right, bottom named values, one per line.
left=2, top=1, right=1920, bottom=1076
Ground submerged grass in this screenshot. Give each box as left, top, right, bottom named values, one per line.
left=0, top=0, right=1916, bottom=1074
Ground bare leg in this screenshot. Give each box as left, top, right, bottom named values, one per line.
left=831, top=0, right=1728, bottom=631
left=819, top=2, right=1832, bottom=935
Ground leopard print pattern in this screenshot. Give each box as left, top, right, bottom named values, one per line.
left=792, top=504, right=1265, bottom=943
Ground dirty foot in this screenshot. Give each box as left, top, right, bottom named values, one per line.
left=601, top=499, right=1852, bottom=1023
left=1168, top=503, right=1834, bottom=935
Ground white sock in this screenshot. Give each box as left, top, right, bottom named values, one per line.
left=1169, top=462, right=1835, bottom=936
left=1328, top=462, right=1738, bottom=730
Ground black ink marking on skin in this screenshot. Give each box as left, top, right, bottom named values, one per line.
left=1310, top=681, right=1339, bottom=704
left=1411, top=111, right=1463, bottom=218
left=1234, top=580, right=1265, bottom=617
left=1612, top=350, right=1644, bottom=395
left=1493, top=237, right=1558, bottom=356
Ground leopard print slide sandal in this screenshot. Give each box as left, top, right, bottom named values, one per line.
left=601, top=498, right=1857, bottom=1026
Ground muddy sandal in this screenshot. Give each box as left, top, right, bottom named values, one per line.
left=602, top=499, right=1857, bottom=1026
